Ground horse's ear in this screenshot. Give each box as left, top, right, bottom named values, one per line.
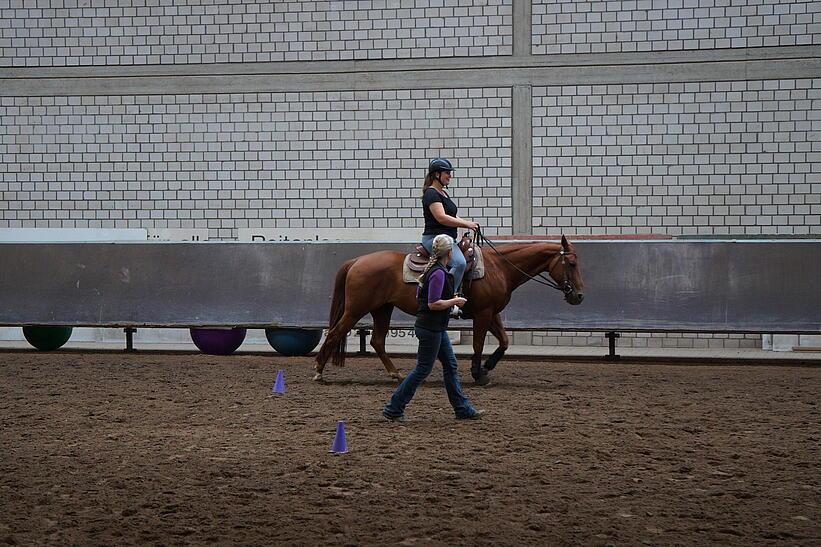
left=561, top=234, right=569, bottom=250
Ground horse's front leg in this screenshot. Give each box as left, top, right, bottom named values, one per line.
left=483, top=313, right=508, bottom=373
left=370, top=304, right=405, bottom=382
left=469, top=310, right=493, bottom=386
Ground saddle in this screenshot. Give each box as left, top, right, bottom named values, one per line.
left=403, top=233, right=484, bottom=284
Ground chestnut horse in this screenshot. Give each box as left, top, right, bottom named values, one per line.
left=314, top=235, right=584, bottom=385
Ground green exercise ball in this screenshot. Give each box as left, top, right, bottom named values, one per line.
left=23, top=326, right=73, bottom=351
left=265, top=328, right=322, bottom=356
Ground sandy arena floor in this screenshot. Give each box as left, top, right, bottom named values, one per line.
left=0, top=350, right=818, bottom=546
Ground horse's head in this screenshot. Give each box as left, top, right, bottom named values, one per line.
left=548, top=235, right=584, bottom=305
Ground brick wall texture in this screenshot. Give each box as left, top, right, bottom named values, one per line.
left=0, top=89, right=512, bottom=238
left=0, top=0, right=513, bottom=66
left=533, top=0, right=821, bottom=54
left=532, top=78, right=821, bottom=236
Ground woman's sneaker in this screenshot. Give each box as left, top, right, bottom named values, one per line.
left=456, top=409, right=486, bottom=420
left=382, top=410, right=406, bottom=423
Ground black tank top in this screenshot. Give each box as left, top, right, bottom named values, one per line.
left=415, top=264, right=454, bottom=332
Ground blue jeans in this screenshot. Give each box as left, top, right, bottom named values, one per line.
left=383, top=326, right=476, bottom=419
left=422, top=234, right=466, bottom=293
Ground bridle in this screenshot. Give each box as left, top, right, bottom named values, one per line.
left=472, top=227, right=578, bottom=296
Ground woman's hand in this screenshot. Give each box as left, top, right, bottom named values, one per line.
left=452, top=296, right=467, bottom=308
left=462, top=220, right=479, bottom=231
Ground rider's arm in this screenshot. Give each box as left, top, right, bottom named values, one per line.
left=429, top=202, right=475, bottom=229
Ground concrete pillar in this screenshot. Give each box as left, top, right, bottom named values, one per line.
left=513, top=0, right=532, bottom=59
left=511, top=84, right=533, bottom=235
left=511, top=0, right=534, bottom=235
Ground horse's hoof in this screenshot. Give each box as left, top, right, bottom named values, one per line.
left=391, top=373, right=405, bottom=382
left=474, top=374, right=491, bottom=386
left=470, top=365, right=482, bottom=381
left=312, top=373, right=324, bottom=382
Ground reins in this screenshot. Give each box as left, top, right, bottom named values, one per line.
left=472, top=227, right=575, bottom=294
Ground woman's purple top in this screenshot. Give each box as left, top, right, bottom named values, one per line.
left=417, top=268, right=445, bottom=304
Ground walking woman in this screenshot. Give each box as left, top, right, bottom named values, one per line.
left=382, top=234, right=486, bottom=422
left=420, top=158, right=479, bottom=299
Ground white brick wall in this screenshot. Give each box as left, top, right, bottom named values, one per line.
left=533, top=0, right=821, bottom=54
left=0, top=0, right=513, bottom=67
left=532, top=78, right=821, bottom=236
left=0, top=89, right=512, bottom=239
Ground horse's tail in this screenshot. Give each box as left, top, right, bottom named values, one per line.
left=326, top=258, right=355, bottom=368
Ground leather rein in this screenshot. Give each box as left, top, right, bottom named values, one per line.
left=472, top=227, right=577, bottom=296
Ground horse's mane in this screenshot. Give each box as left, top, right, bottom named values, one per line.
left=484, top=241, right=563, bottom=256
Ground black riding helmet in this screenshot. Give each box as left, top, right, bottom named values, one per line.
left=428, top=157, right=454, bottom=174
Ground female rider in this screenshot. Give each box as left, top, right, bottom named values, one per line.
left=420, top=158, right=479, bottom=316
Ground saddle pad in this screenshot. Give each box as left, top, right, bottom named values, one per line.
left=403, top=255, right=423, bottom=284
left=468, top=245, right=485, bottom=280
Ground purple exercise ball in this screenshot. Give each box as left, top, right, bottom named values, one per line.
left=189, top=328, right=247, bottom=355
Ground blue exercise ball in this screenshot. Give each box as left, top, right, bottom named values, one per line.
left=190, top=328, right=247, bottom=355
left=265, top=328, right=322, bottom=356
left=23, top=326, right=73, bottom=351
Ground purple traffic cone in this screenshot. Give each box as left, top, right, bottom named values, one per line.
left=330, top=420, right=348, bottom=453
left=272, top=370, right=285, bottom=395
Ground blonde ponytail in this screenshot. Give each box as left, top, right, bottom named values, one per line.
left=418, top=234, right=454, bottom=284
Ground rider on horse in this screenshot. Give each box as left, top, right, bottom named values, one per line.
left=420, top=158, right=479, bottom=316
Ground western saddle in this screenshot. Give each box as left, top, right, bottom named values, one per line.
left=406, top=232, right=478, bottom=278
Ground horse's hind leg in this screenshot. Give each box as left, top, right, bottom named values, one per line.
left=370, top=304, right=404, bottom=382
left=483, top=313, right=508, bottom=372
left=314, top=311, right=360, bottom=381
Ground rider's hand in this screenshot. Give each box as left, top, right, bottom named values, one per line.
left=464, top=220, right=479, bottom=231
left=453, top=297, right=467, bottom=308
